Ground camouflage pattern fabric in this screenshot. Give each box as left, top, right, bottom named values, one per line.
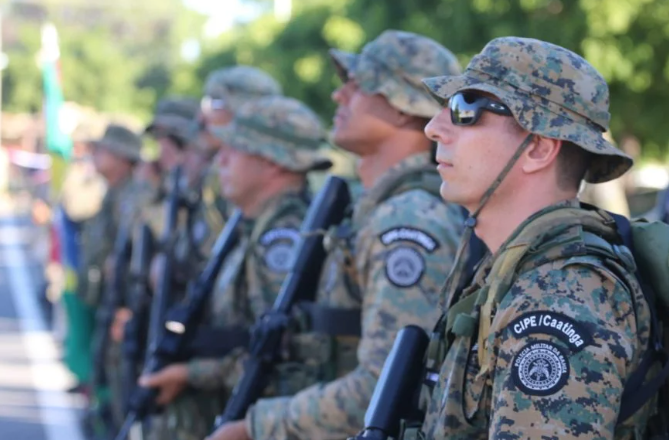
left=78, top=176, right=143, bottom=307
left=149, top=94, right=330, bottom=440
left=146, top=189, right=311, bottom=440
left=145, top=97, right=200, bottom=143
left=198, top=165, right=229, bottom=251
left=78, top=176, right=148, bottom=428
left=421, top=200, right=652, bottom=439
left=89, top=124, right=143, bottom=163
left=204, top=66, right=282, bottom=112
left=211, top=96, right=332, bottom=173
left=422, top=36, right=632, bottom=183
left=246, top=152, right=464, bottom=440
left=330, top=29, right=461, bottom=118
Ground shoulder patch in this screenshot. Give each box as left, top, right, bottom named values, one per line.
left=379, top=227, right=439, bottom=252
left=508, top=312, right=592, bottom=353
left=259, top=227, right=300, bottom=246
left=512, top=341, right=569, bottom=396
left=264, top=241, right=296, bottom=273
left=385, top=246, right=425, bottom=287
left=260, top=228, right=300, bottom=273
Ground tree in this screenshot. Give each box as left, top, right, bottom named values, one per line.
left=196, top=0, right=669, bottom=159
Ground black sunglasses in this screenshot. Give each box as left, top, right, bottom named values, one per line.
left=449, top=92, right=513, bottom=126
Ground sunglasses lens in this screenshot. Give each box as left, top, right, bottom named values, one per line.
left=450, top=93, right=481, bottom=126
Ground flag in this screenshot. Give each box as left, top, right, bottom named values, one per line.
left=41, top=23, right=72, bottom=161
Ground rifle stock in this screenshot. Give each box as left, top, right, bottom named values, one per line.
left=213, top=175, right=351, bottom=428
left=349, top=325, right=429, bottom=440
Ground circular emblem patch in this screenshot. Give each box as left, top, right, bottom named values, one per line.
left=512, top=342, right=569, bottom=396
left=385, top=246, right=425, bottom=287
left=264, top=242, right=295, bottom=273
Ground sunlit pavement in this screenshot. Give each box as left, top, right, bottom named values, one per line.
left=0, top=194, right=86, bottom=440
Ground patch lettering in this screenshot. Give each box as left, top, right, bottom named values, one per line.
left=512, top=342, right=569, bottom=396
left=380, top=227, right=439, bottom=252
left=385, top=246, right=425, bottom=287
left=259, top=228, right=300, bottom=246
left=509, top=312, right=592, bottom=352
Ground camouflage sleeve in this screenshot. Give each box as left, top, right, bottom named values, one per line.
left=245, top=211, right=304, bottom=318
left=186, top=348, right=246, bottom=391
left=187, top=208, right=305, bottom=391
left=246, top=191, right=463, bottom=440
left=487, top=258, right=650, bottom=439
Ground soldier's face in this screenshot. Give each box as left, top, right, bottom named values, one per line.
left=216, top=144, right=270, bottom=206
left=425, top=96, right=526, bottom=211
left=157, top=137, right=184, bottom=172
left=92, top=147, right=122, bottom=179
left=183, top=149, right=208, bottom=187
left=331, top=79, right=396, bottom=155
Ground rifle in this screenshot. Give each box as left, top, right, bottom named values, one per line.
left=121, top=223, right=154, bottom=415
left=212, top=175, right=351, bottom=429
left=348, top=325, right=429, bottom=440
left=92, top=219, right=133, bottom=391
left=114, top=208, right=243, bottom=440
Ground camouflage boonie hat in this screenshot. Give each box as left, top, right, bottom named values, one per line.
left=422, top=37, right=632, bottom=183
left=204, top=66, right=282, bottom=113
left=211, top=96, right=332, bottom=173
left=329, top=30, right=461, bottom=118
left=89, top=124, right=142, bottom=162
left=145, top=97, right=199, bottom=143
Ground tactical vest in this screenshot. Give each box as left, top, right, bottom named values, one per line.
left=302, top=163, right=443, bottom=338
left=285, top=163, right=446, bottom=393
left=412, top=205, right=669, bottom=440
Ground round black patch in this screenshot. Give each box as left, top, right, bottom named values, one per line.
left=512, top=341, right=569, bottom=396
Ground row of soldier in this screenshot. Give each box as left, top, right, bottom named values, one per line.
left=68, top=28, right=666, bottom=440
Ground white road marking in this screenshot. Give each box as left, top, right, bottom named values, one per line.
left=0, top=221, right=86, bottom=440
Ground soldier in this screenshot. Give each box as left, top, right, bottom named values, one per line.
left=416, top=37, right=653, bottom=439
left=210, top=30, right=464, bottom=440
left=138, top=95, right=332, bottom=440
left=198, top=66, right=284, bottom=233
left=78, top=124, right=145, bottom=430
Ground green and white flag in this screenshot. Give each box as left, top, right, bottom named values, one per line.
left=41, top=23, right=72, bottom=160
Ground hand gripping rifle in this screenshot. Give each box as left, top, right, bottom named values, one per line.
left=114, top=207, right=243, bottom=440
left=212, top=175, right=351, bottom=430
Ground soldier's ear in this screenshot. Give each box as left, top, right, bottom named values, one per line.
left=521, top=135, right=560, bottom=175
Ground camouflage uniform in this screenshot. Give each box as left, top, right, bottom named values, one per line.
left=244, top=31, right=464, bottom=440
left=79, top=124, right=146, bottom=427
left=419, top=37, right=653, bottom=439
left=139, top=97, right=201, bottom=238
left=147, top=96, right=331, bottom=440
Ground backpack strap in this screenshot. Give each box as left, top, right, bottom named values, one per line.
left=607, top=212, right=669, bottom=424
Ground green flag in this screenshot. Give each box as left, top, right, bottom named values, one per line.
left=41, top=23, right=72, bottom=160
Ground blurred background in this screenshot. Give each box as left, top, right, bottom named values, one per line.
left=0, top=0, right=668, bottom=439
left=2, top=0, right=669, bottom=216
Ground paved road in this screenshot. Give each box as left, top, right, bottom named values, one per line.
left=0, top=213, right=86, bottom=440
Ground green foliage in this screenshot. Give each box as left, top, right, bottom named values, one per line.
left=1, top=0, right=206, bottom=122
left=195, top=0, right=669, bottom=159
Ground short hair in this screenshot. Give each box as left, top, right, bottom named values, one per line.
left=506, top=118, right=590, bottom=191
left=556, top=140, right=591, bottom=191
